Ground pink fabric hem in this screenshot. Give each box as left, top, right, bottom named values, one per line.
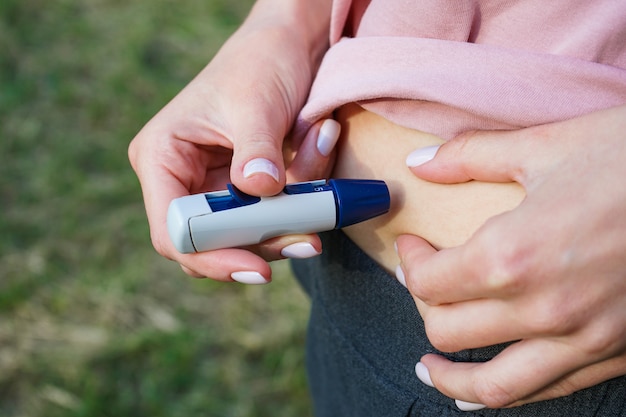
left=295, top=36, right=626, bottom=141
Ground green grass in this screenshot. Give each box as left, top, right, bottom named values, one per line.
left=0, top=0, right=312, bottom=415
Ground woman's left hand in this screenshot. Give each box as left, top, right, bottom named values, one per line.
left=396, top=104, right=626, bottom=410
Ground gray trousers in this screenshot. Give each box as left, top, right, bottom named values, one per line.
left=291, top=230, right=626, bottom=417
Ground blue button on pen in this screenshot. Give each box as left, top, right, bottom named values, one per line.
left=167, top=179, right=390, bottom=253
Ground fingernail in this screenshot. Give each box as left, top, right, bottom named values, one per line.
left=281, top=242, right=321, bottom=259
left=416, top=362, right=488, bottom=412
left=455, top=400, right=487, bottom=412
left=415, top=362, right=434, bottom=387
left=406, top=145, right=440, bottom=167
left=317, top=119, right=341, bottom=157
left=231, top=271, right=269, bottom=285
left=243, top=158, right=280, bottom=182
left=395, top=265, right=407, bottom=288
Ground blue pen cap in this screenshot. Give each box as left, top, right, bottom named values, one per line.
left=329, top=179, right=390, bottom=228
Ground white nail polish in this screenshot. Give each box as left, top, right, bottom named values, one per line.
left=231, top=271, right=269, bottom=285
left=317, top=119, right=341, bottom=157
left=455, top=399, right=487, bottom=412
left=281, top=242, right=321, bottom=259
left=395, top=265, right=407, bottom=288
left=415, top=362, right=434, bottom=388
left=243, top=158, right=280, bottom=182
left=406, top=145, right=441, bottom=167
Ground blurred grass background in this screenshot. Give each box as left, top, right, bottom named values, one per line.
left=0, top=0, right=313, bottom=415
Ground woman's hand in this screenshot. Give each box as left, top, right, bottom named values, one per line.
left=397, top=104, right=626, bottom=409
left=128, top=0, right=336, bottom=283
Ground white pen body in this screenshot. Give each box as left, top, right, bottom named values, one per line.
left=168, top=190, right=336, bottom=253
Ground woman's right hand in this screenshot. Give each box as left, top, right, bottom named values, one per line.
left=128, top=0, right=336, bottom=283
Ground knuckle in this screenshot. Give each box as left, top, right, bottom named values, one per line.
left=449, top=131, right=476, bottom=175
left=127, top=139, right=137, bottom=164
left=181, top=265, right=204, bottom=278
left=579, top=320, right=623, bottom=356
left=474, top=377, right=518, bottom=408
left=473, top=227, right=532, bottom=294
left=408, top=276, right=432, bottom=303
left=423, top=318, right=458, bottom=353
left=453, top=130, right=479, bottom=149
left=452, top=129, right=483, bottom=161
left=524, top=296, right=575, bottom=335
left=151, top=232, right=173, bottom=260
left=424, top=326, right=450, bottom=352
left=548, top=378, right=584, bottom=399
left=127, top=137, right=142, bottom=172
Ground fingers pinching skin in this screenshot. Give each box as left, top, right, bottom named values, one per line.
left=406, top=129, right=540, bottom=185
left=402, top=105, right=626, bottom=410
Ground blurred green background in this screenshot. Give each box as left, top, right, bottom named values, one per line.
left=0, top=0, right=312, bottom=415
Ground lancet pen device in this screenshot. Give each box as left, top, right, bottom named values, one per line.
left=167, top=179, right=390, bottom=253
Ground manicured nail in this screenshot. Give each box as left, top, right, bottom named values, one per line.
left=231, top=271, right=269, bottom=285
left=406, top=145, right=440, bottom=167
left=281, top=242, right=321, bottom=259
left=455, top=400, right=487, bottom=412
left=316, top=119, right=341, bottom=157
left=415, top=362, right=434, bottom=387
left=243, top=158, right=279, bottom=182
left=395, top=265, right=407, bottom=288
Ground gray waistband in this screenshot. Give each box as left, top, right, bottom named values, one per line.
left=291, top=230, right=626, bottom=417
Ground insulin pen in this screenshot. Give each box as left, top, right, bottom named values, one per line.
left=167, top=179, right=390, bottom=253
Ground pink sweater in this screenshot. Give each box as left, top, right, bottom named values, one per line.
left=296, top=0, right=626, bottom=141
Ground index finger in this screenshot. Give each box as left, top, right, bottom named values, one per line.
left=408, top=128, right=534, bottom=185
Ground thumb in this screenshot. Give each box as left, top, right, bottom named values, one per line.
left=406, top=130, right=532, bottom=185
left=228, top=102, right=291, bottom=197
